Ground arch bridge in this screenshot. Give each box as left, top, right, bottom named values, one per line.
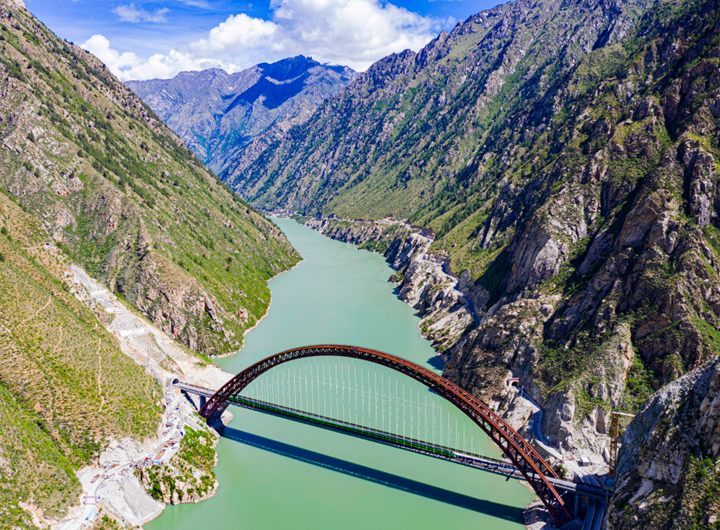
left=198, top=345, right=575, bottom=526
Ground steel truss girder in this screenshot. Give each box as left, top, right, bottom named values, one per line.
left=199, top=345, right=573, bottom=525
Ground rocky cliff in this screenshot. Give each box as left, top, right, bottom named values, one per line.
left=608, top=356, right=720, bottom=529
left=304, top=217, right=475, bottom=353
left=248, top=0, right=720, bottom=474
left=442, top=0, right=720, bottom=462
left=126, top=57, right=357, bottom=175
left=0, top=0, right=300, bottom=357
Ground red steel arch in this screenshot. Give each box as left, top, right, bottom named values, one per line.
left=200, top=345, right=572, bottom=525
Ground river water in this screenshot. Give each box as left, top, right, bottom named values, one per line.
left=147, top=219, right=533, bottom=530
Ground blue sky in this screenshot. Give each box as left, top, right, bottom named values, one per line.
left=25, top=0, right=504, bottom=80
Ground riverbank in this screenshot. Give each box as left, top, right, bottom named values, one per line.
left=298, top=216, right=477, bottom=357
left=147, top=218, right=534, bottom=530
left=235, top=256, right=305, bottom=353
left=288, top=215, right=559, bottom=529
left=26, top=263, right=237, bottom=530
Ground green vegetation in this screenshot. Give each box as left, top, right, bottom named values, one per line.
left=359, top=238, right=391, bottom=254
left=692, top=316, right=720, bottom=357
left=0, top=382, right=80, bottom=522
left=622, top=357, right=654, bottom=413
left=175, top=426, right=216, bottom=473
left=0, top=3, right=300, bottom=356
left=139, top=427, right=217, bottom=502
left=476, top=247, right=512, bottom=306
left=91, top=513, right=125, bottom=530
left=0, top=2, right=299, bottom=525
left=0, top=192, right=160, bottom=525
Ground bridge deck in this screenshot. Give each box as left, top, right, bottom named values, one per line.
left=177, top=382, right=608, bottom=500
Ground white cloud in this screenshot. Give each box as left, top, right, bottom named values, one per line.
left=113, top=3, right=170, bottom=23
left=177, top=0, right=212, bottom=7
left=189, top=13, right=278, bottom=56
left=83, top=34, right=142, bottom=70
left=85, top=0, right=452, bottom=81
left=83, top=34, right=221, bottom=80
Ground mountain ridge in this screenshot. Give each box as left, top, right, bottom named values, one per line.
left=225, top=0, right=650, bottom=218
left=218, top=0, right=720, bottom=524
left=126, top=56, right=357, bottom=174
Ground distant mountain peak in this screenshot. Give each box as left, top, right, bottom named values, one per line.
left=127, top=56, right=357, bottom=173
left=256, top=55, right=322, bottom=82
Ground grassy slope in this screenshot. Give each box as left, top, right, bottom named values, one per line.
left=0, top=0, right=299, bottom=525
left=0, top=1, right=299, bottom=356
left=0, top=192, right=161, bottom=526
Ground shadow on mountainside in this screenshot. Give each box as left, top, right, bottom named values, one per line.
left=427, top=356, right=446, bottom=370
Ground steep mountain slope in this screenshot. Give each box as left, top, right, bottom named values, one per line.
left=0, top=160, right=160, bottom=527
left=443, top=0, right=720, bottom=455
left=227, top=0, right=651, bottom=221
left=229, top=0, right=720, bottom=468
left=126, top=57, right=357, bottom=174
left=0, top=0, right=306, bottom=525
left=609, top=356, right=720, bottom=529
left=0, top=0, right=300, bottom=357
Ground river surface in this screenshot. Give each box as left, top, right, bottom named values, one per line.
left=147, top=218, right=533, bottom=530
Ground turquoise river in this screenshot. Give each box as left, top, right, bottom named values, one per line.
left=146, top=218, right=533, bottom=530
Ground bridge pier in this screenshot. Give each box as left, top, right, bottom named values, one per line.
left=174, top=382, right=225, bottom=432
left=574, top=493, right=580, bottom=518
left=205, top=409, right=227, bottom=434
left=182, top=391, right=206, bottom=412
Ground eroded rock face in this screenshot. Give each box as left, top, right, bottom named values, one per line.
left=394, top=234, right=476, bottom=353
left=305, top=218, right=475, bottom=353
left=608, top=357, right=720, bottom=529
left=441, top=0, right=720, bottom=465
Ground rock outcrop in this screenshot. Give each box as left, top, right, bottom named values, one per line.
left=305, top=218, right=475, bottom=353
left=608, top=356, right=720, bottom=529
left=136, top=427, right=219, bottom=506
